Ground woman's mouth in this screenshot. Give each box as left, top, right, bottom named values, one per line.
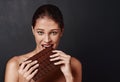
left=41, top=44, right=53, bottom=49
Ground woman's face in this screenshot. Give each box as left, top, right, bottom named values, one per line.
left=32, top=17, right=63, bottom=51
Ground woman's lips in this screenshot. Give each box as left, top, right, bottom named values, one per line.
left=41, top=44, right=53, bottom=48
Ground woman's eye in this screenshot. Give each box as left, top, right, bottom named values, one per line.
left=51, top=32, right=58, bottom=35
left=37, top=31, right=44, bottom=35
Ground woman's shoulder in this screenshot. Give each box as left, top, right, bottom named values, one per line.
left=7, top=56, right=19, bottom=65
left=7, top=51, right=34, bottom=66
left=5, top=55, right=26, bottom=82
left=7, top=53, right=29, bottom=66
left=71, top=57, right=82, bottom=68
left=71, top=57, right=82, bottom=81
left=6, top=56, right=21, bottom=68
left=5, top=56, right=20, bottom=76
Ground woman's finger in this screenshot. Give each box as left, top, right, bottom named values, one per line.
left=54, top=60, right=65, bottom=65
left=27, top=64, right=39, bottom=74
left=19, top=60, right=32, bottom=71
left=50, top=56, right=61, bottom=61
left=50, top=53, right=59, bottom=58
left=52, top=50, right=69, bottom=58
left=26, top=69, right=38, bottom=80
left=23, top=63, right=39, bottom=78
left=23, top=60, right=38, bottom=72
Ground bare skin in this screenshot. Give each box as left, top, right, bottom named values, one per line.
left=5, top=17, right=82, bottom=82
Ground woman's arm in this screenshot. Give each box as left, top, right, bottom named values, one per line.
left=71, top=57, right=82, bottom=82
left=5, top=57, right=19, bottom=82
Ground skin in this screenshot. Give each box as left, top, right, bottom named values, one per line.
left=5, top=17, right=82, bottom=82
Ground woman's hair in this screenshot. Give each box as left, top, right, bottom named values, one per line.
left=32, top=4, right=64, bottom=30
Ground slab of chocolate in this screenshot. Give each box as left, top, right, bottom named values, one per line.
left=26, top=46, right=60, bottom=81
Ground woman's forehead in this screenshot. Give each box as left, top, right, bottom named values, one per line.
left=34, top=18, right=60, bottom=29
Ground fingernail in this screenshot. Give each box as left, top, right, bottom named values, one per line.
left=54, top=63, right=57, bottom=65
left=36, top=64, right=39, bottom=66
left=50, top=55, right=53, bottom=57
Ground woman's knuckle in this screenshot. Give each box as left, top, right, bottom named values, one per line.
left=27, top=63, right=31, bottom=67
left=18, top=71, right=22, bottom=74
left=23, top=74, right=27, bottom=78
left=21, top=63, right=25, bottom=66
left=26, top=77, right=30, bottom=81
left=68, top=55, right=71, bottom=58
left=58, top=56, right=61, bottom=59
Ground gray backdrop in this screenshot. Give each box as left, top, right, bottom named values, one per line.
left=0, top=0, right=120, bottom=82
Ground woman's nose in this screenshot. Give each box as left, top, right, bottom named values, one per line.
left=44, top=35, right=51, bottom=43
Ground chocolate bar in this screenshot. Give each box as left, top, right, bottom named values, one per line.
left=26, top=46, right=60, bottom=81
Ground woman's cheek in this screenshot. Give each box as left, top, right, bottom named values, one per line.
left=53, top=37, right=61, bottom=48
left=35, top=35, right=43, bottom=45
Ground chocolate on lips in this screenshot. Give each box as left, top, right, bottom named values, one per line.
left=26, top=46, right=61, bottom=81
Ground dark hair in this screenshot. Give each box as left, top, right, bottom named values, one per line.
left=32, top=4, right=64, bottom=30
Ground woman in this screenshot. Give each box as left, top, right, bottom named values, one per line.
left=5, top=4, right=82, bottom=82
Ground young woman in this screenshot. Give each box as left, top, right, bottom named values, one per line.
left=5, top=4, right=82, bottom=82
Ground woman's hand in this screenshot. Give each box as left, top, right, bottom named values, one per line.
left=50, top=50, right=73, bottom=82
left=18, top=60, right=39, bottom=82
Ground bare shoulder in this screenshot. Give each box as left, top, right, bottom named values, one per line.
left=6, top=56, right=19, bottom=68
left=5, top=56, right=20, bottom=82
left=5, top=56, right=20, bottom=73
left=71, top=57, right=82, bottom=82
left=71, top=57, right=82, bottom=69
left=5, top=51, right=33, bottom=82
left=7, top=53, right=29, bottom=66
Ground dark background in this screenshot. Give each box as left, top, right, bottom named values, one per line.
left=0, top=0, right=120, bottom=82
